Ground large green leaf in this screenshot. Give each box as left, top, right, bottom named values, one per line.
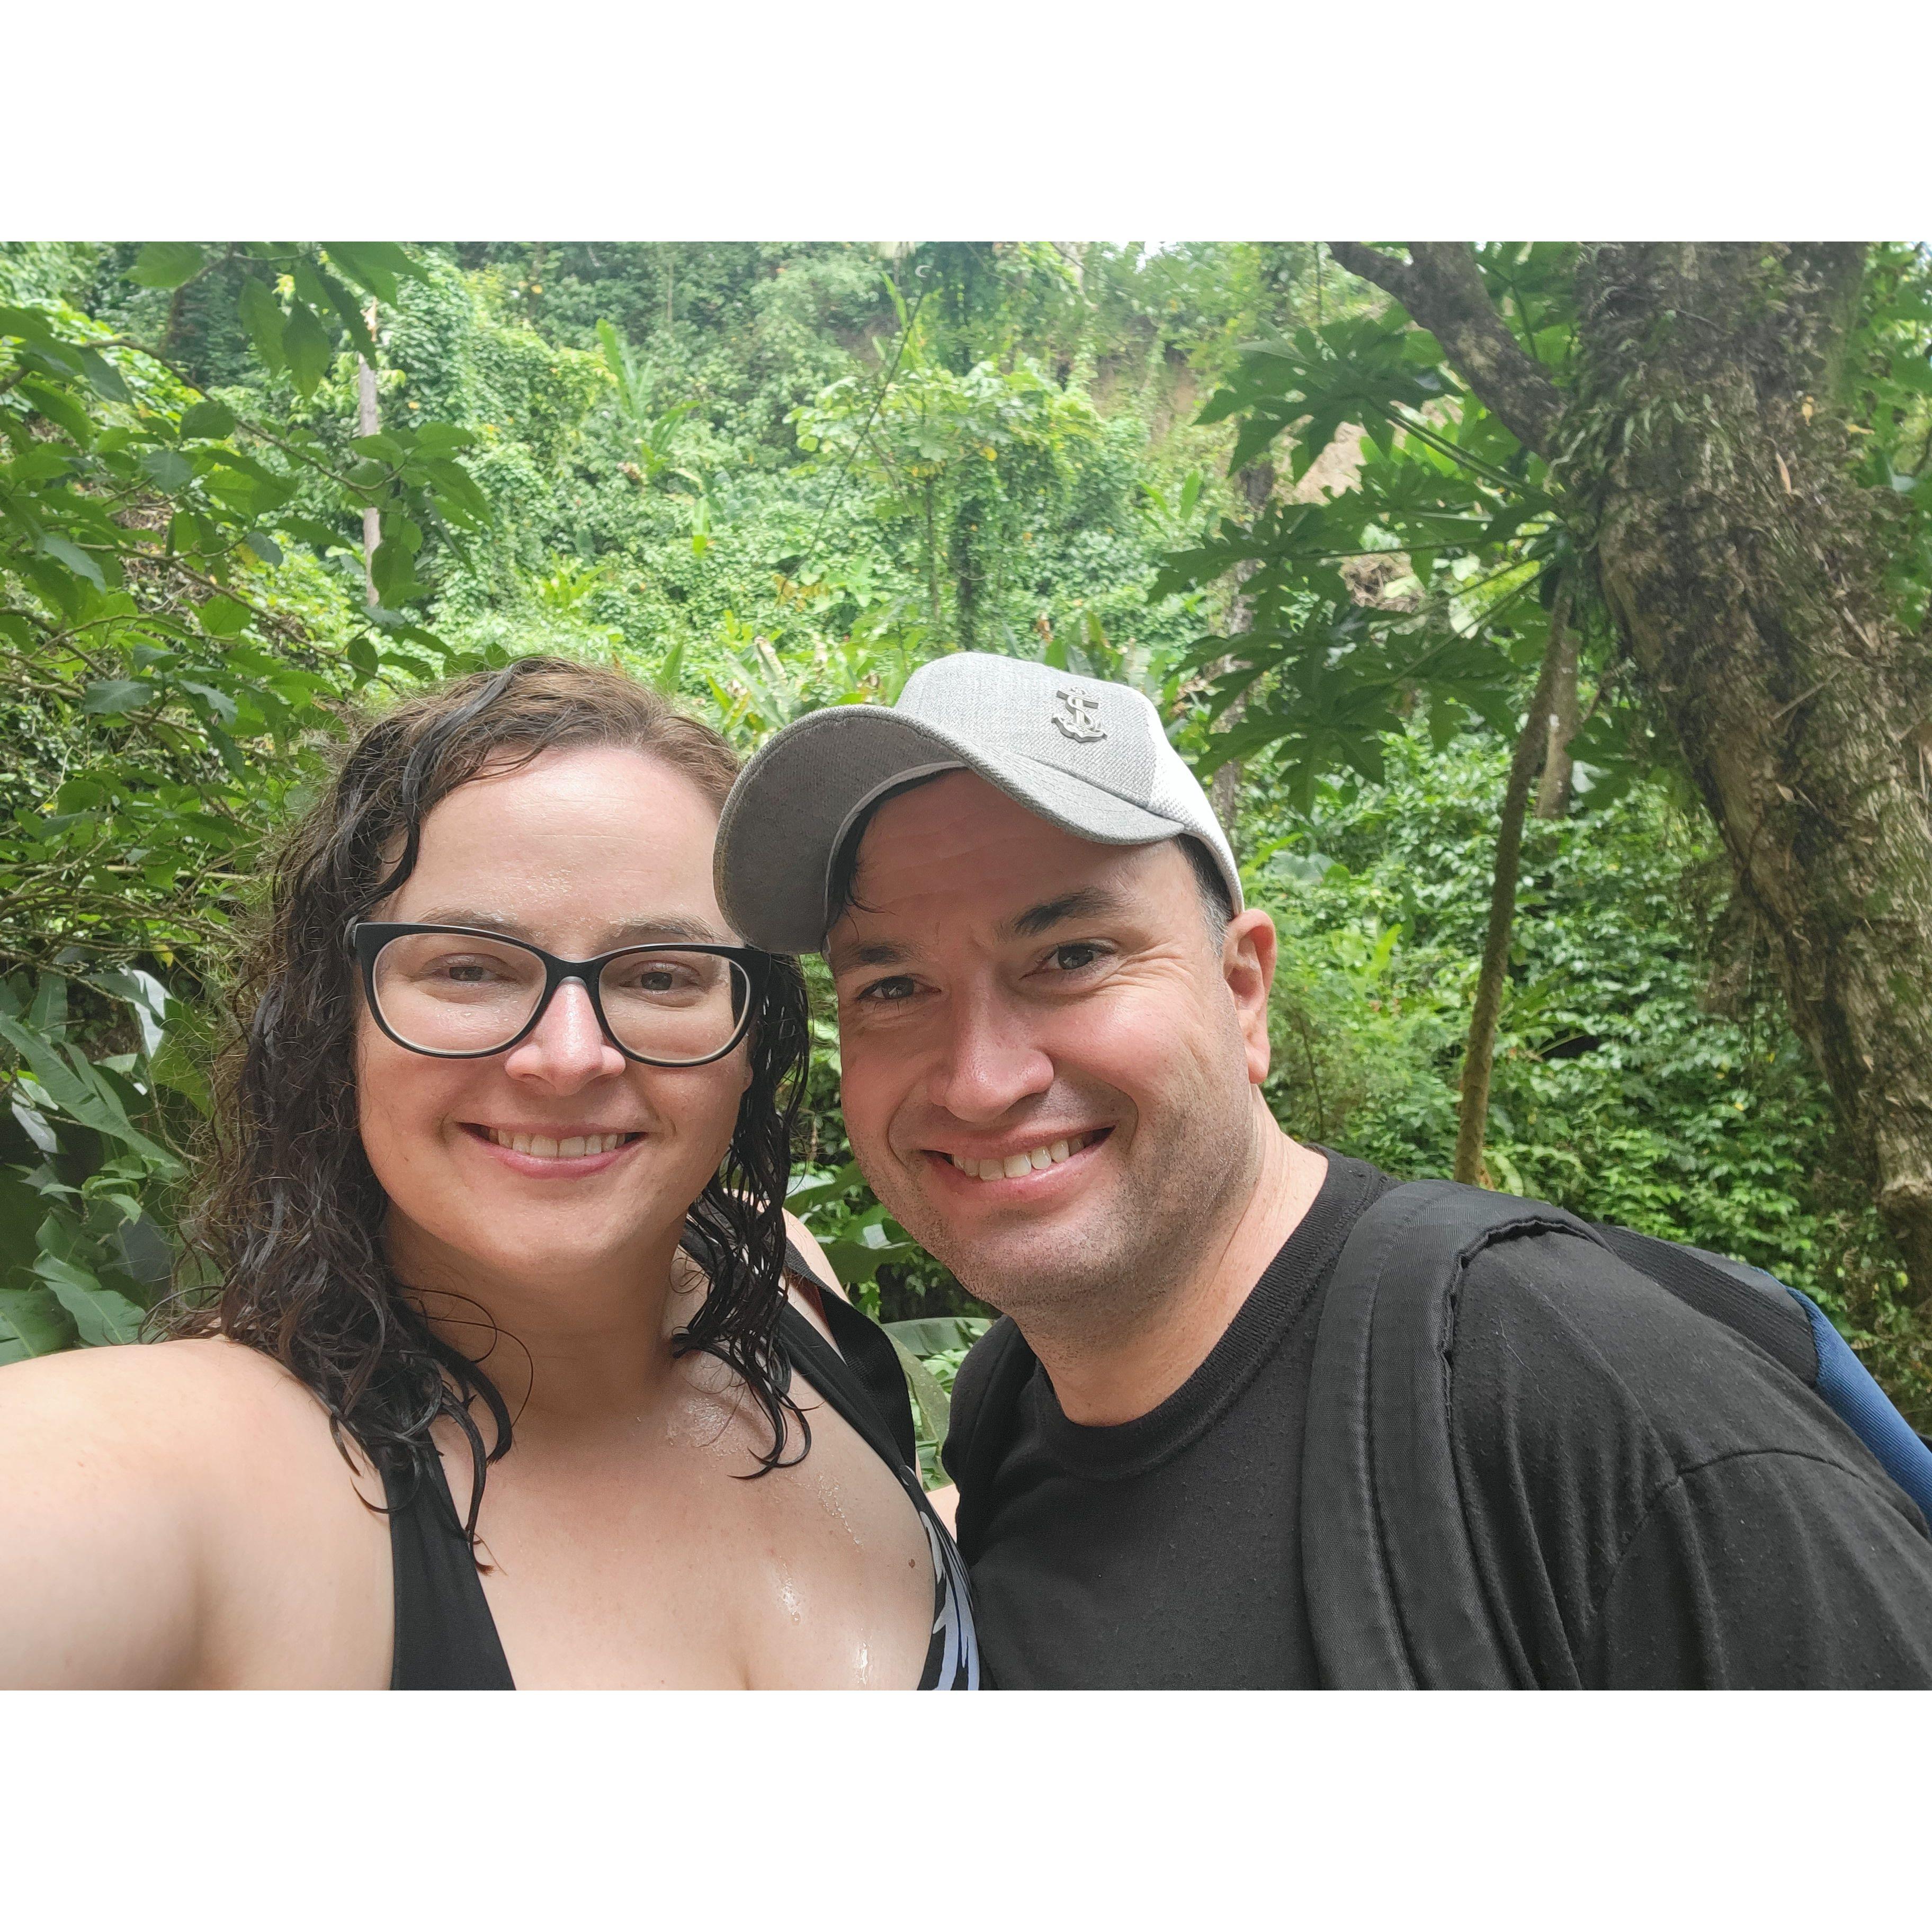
left=178, top=398, right=237, bottom=441
left=884, top=1316, right=991, bottom=1357
left=82, top=679, right=154, bottom=715
left=0, top=1284, right=78, bottom=1356
left=140, top=448, right=194, bottom=494
left=281, top=300, right=333, bottom=397
left=0, top=1013, right=182, bottom=1173
left=323, top=243, right=419, bottom=306
left=0, top=1170, right=44, bottom=1282
left=17, top=375, right=94, bottom=444
left=34, top=1253, right=145, bottom=1346
left=38, top=533, right=105, bottom=590
left=71, top=345, right=129, bottom=403
left=237, top=275, right=286, bottom=373
left=129, top=243, right=208, bottom=290
left=887, top=1332, right=952, bottom=1445
left=197, top=594, right=251, bottom=638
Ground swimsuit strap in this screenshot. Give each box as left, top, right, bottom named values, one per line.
left=380, top=1448, right=514, bottom=1690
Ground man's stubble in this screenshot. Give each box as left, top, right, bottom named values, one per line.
left=877, top=1032, right=1265, bottom=1362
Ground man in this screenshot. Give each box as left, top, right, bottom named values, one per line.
left=717, top=652, right=1932, bottom=1687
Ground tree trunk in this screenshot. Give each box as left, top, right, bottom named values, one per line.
left=1572, top=244, right=1932, bottom=1300
left=1534, top=620, right=1579, bottom=819
left=357, top=301, right=380, bottom=608
left=1335, top=241, right=1932, bottom=1302
left=953, top=520, right=978, bottom=652
left=924, top=478, right=942, bottom=640
left=1454, top=584, right=1571, bottom=1185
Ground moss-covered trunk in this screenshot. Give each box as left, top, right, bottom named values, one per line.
left=1571, top=244, right=1932, bottom=1302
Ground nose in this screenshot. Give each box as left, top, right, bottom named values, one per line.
left=925, top=982, right=1055, bottom=1124
left=502, top=977, right=626, bottom=1093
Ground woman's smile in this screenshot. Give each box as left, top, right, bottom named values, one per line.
left=458, top=1119, right=646, bottom=1176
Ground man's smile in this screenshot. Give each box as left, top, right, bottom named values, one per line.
left=922, top=1127, right=1113, bottom=1187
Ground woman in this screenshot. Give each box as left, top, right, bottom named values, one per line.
left=0, top=657, right=976, bottom=1688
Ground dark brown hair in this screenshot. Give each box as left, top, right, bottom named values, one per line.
left=171, top=656, right=810, bottom=1535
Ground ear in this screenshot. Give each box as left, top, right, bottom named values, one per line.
left=1221, top=908, right=1277, bottom=1087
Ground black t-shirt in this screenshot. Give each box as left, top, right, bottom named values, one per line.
left=943, top=1152, right=1932, bottom=1688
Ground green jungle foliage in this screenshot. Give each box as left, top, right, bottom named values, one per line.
left=3, top=240, right=1925, bottom=1438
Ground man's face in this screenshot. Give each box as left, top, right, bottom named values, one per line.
left=828, top=771, right=1276, bottom=1334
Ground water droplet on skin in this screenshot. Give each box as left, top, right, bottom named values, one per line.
left=817, top=1475, right=864, bottom=1549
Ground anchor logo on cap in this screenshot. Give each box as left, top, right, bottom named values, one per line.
left=1052, top=687, right=1107, bottom=744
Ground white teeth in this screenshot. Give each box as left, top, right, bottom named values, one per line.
left=949, top=1133, right=1093, bottom=1182
left=488, top=1129, right=629, bottom=1158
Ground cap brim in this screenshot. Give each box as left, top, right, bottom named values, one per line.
left=715, top=705, right=1188, bottom=953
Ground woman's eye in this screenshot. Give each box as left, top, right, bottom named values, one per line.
left=434, top=956, right=509, bottom=985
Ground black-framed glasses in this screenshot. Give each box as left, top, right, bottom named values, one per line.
left=347, top=922, right=767, bottom=1067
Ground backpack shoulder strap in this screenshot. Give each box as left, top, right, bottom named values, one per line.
left=1303, top=1177, right=1603, bottom=1688
left=946, top=1314, right=1038, bottom=1566
left=1595, top=1225, right=1932, bottom=1529
left=1589, top=1224, right=1818, bottom=1384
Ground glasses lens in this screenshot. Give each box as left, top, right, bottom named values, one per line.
left=598, top=950, right=751, bottom=1066
left=372, top=932, right=546, bottom=1054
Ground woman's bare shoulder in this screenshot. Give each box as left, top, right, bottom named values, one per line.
left=0, top=1337, right=390, bottom=1687
left=0, top=1336, right=376, bottom=1488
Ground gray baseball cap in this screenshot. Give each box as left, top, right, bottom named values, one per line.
left=714, top=651, right=1242, bottom=954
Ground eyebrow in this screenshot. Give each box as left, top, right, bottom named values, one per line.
left=406, top=909, right=733, bottom=948
left=828, top=885, right=1130, bottom=973
left=829, top=937, right=910, bottom=972
left=999, top=885, right=1128, bottom=940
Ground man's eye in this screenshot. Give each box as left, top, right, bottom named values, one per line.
left=858, top=975, right=917, bottom=1004
left=1046, top=942, right=1106, bottom=973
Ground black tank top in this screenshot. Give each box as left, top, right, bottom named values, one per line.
left=380, top=1249, right=979, bottom=1690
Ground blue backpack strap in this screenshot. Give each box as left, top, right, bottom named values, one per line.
left=1791, top=1289, right=1932, bottom=1525
left=1303, top=1178, right=1600, bottom=1688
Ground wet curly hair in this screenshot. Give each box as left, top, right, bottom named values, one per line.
left=169, top=656, right=811, bottom=1537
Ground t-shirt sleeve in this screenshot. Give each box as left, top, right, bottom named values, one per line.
left=1590, top=1449, right=1932, bottom=1687
left=1446, top=1233, right=1932, bottom=1688
left=940, top=1317, right=1009, bottom=1488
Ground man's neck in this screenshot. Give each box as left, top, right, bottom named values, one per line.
left=1033, top=1115, right=1328, bottom=1427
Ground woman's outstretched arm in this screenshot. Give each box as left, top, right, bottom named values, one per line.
left=0, top=1340, right=391, bottom=1688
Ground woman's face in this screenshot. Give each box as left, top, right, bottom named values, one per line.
left=354, top=744, right=753, bottom=1298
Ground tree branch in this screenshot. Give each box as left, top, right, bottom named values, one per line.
left=1328, top=244, right=1566, bottom=459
